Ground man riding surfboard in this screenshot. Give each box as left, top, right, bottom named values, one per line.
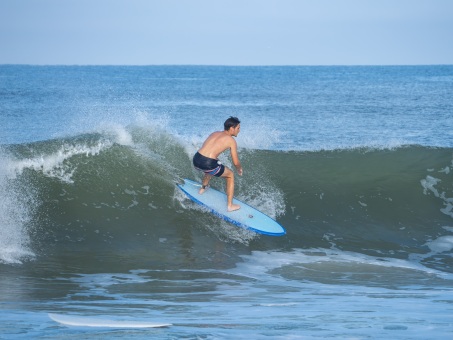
left=193, top=117, right=243, bottom=212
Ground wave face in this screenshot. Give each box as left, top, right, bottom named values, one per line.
left=2, top=65, right=453, bottom=338
left=1, top=126, right=452, bottom=272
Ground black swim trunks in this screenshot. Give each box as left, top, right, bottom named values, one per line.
left=193, top=152, right=225, bottom=177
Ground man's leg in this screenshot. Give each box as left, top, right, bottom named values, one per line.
left=199, top=174, right=212, bottom=194
left=221, top=167, right=240, bottom=212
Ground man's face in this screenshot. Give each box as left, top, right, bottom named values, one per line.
left=231, top=124, right=240, bottom=137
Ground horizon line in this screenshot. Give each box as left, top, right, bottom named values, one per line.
left=1, top=63, right=452, bottom=67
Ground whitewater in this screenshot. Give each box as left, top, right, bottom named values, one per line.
left=0, top=65, right=453, bottom=339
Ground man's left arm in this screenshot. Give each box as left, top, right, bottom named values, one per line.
left=230, top=139, right=243, bottom=176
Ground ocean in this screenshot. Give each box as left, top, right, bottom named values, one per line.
left=0, top=65, right=452, bottom=339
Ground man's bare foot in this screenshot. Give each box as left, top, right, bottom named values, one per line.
left=199, top=185, right=209, bottom=194
left=227, top=204, right=241, bottom=212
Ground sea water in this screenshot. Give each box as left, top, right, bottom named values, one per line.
left=0, top=65, right=453, bottom=339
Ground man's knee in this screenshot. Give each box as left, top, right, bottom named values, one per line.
left=221, top=167, right=234, bottom=178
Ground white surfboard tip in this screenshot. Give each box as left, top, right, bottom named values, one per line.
left=48, top=313, right=172, bottom=328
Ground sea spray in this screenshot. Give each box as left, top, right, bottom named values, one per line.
left=0, top=149, right=35, bottom=264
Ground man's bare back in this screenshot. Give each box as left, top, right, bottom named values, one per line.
left=198, top=131, right=236, bottom=160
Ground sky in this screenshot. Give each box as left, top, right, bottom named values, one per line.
left=0, top=0, right=452, bottom=65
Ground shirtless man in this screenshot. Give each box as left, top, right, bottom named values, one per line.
left=193, top=117, right=243, bottom=212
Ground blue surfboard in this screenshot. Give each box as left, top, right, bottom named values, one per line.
left=177, top=179, right=286, bottom=236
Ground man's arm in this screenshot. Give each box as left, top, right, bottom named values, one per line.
left=230, top=139, right=243, bottom=176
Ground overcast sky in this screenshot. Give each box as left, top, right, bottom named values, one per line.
left=1, top=0, right=452, bottom=65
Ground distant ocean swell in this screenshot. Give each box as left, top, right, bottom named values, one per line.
left=1, top=126, right=452, bottom=271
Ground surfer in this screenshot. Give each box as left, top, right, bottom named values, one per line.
left=193, top=116, right=243, bottom=212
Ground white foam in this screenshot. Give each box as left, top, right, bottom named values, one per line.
left=232, top=248, right=452, bottom=281
left=420, top=175, right=441, bottom=197
left=426, top=236, right=453, bottom=253
left=440, top=203, right=453, bottom=218
left=241, top=182, right=285, bottom=220
left=7, top=140, right=112, bottom=183
left=0, top=139, right=116, bottom=264
left=101, top=123, right=133, bottom=146
left=99, top=111, right=173, bottom=147
left=420, top=170, right=453, bottom=218
left=0, top=151, right=35, bottom=264
left=236, top=120, right=283, bottom=150
left=439, top=166, right=450, bottom=174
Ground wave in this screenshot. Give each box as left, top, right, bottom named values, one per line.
left=1, top=126, right=452, bottom=271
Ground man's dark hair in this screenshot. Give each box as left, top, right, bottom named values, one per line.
left=224, top=116, right=240, bottom=131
